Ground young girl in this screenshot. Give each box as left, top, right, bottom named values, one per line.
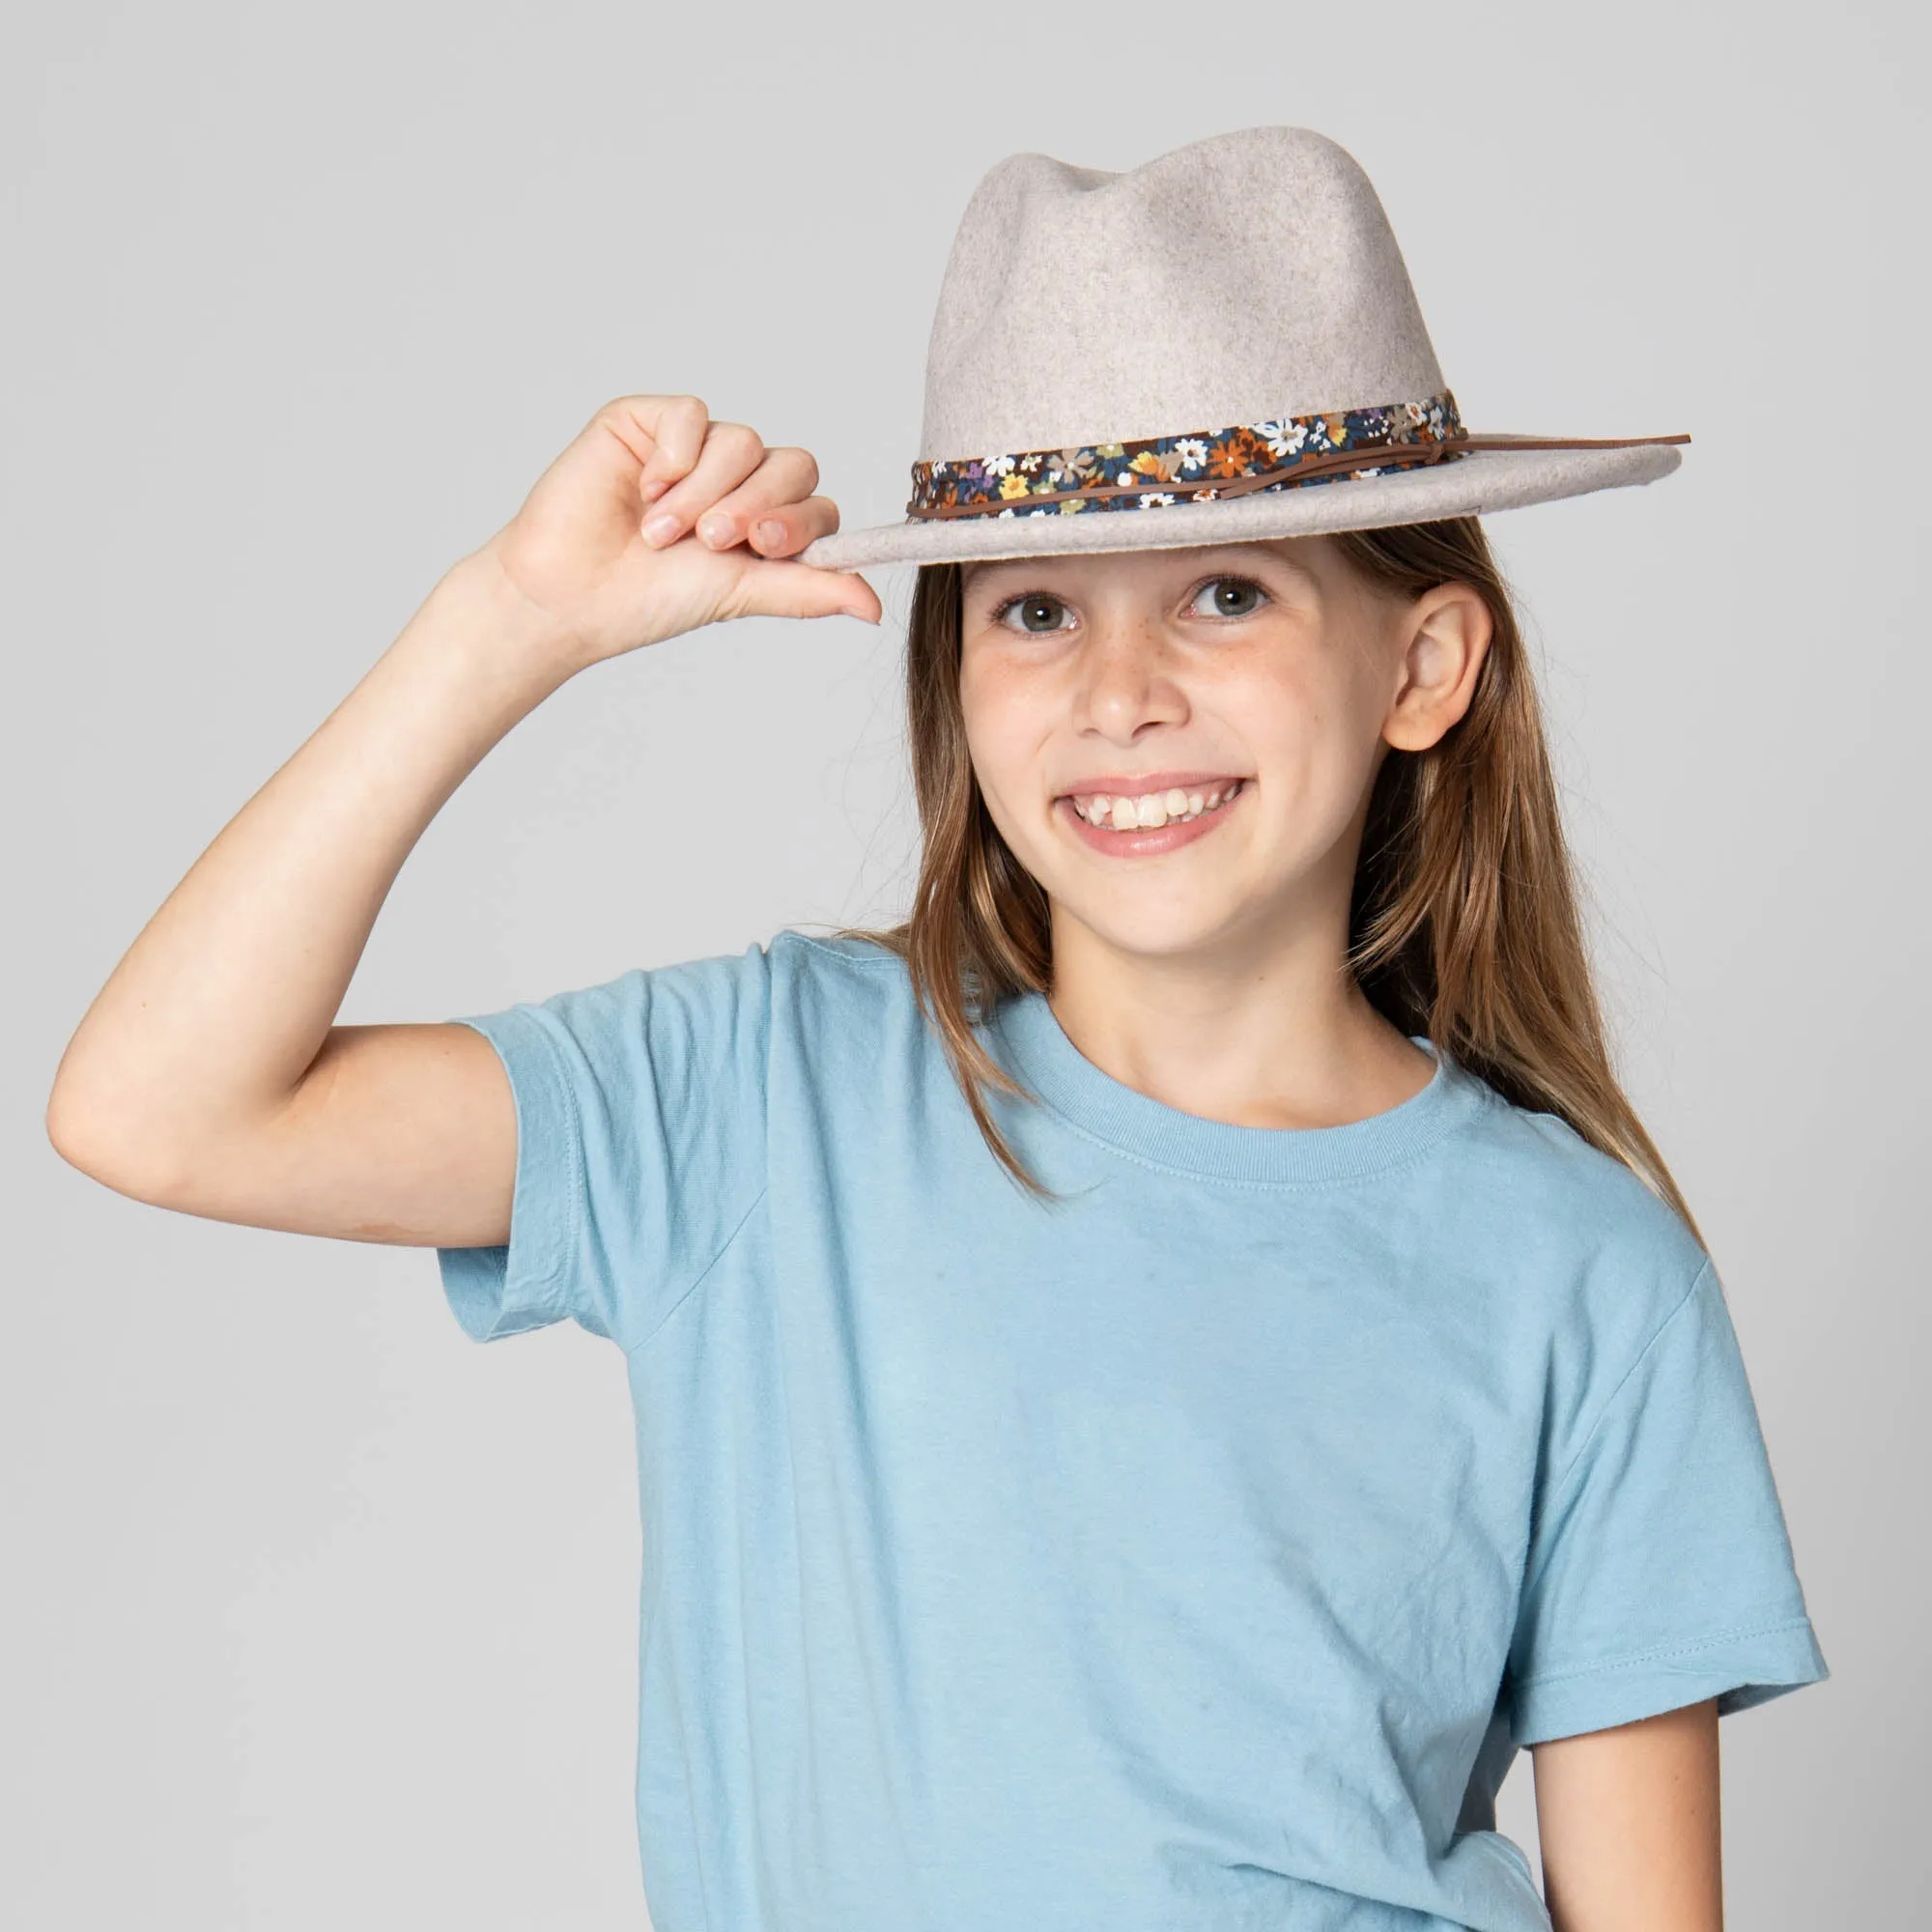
left=47, top=127, right=1826, bottom=1931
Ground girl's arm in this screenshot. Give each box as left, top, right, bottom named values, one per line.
left=1530, top=1697, right=1723, bottom=1930
left=45, top=394, right=879, bottom=1248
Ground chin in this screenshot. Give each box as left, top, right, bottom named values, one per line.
left=1056, top=895, right=1243, bottom=964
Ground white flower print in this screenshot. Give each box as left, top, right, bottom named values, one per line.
left=1258, top=420, right=1310, bottom=458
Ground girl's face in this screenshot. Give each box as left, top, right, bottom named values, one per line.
left=956, top=536, right=1489, bottom=968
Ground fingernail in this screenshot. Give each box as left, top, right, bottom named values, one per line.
left=642, top=513, right=679, bottom=546
left=697, top=514, right=736, bottom=548
left=640, top=477, right=668, bottom=503
left=754, top=519, right=785, bottom=551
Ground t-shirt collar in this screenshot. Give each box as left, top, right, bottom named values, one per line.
left=988, top=989, right=1492, bottom=1186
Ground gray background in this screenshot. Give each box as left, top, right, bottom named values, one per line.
left=7, top=3, right=1921, bottom=1924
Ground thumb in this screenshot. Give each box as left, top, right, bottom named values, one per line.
left=740, top=558, right=883, bottom=626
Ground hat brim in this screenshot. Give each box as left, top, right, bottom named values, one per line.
left=795, top=440, right=1682, bottom=572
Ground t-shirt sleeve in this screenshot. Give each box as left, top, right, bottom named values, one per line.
left=1504, top=1256, right=1829, bottom=1747
left=433, top=941, right=772, bottom=1351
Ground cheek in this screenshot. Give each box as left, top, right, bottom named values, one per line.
left=958, top=652, right=1035, bottom=802
left=1241, top=668, right=1382, bottom=825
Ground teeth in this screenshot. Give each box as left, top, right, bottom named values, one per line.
left=1074, top=778, right=1242, bottom=828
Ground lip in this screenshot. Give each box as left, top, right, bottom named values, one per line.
left=1054, top=770, right=1246, bottom=800
left=1057, top=778, right=1247, bottom=857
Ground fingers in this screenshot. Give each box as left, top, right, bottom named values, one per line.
left=745, top=493, right=843, bottom=557
left=686, top=447, right=818, bottom=552
left=640, top=437, right=849, bottom=567
left=591, top=393, right=709, bottom=496
left=594, top=401, right=831, bottom=554
left=639, top=418, right=767, bottom=548
left=715, top=481, right=835, bottom=560
left=586, top=394, right=876, bottom=619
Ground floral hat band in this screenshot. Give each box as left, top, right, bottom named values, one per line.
left=906, top=389, right=1689, bottom=522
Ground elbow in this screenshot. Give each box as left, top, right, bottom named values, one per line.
left=45, top=1078, right=100, bottom=1174
left=45, top=1080, right=184, bottom=1205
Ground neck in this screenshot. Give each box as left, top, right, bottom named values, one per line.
left=1043, top=899, right=1434, bottom=1132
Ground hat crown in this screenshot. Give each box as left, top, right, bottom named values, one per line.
left=919, top=125, right=1445, bottom=462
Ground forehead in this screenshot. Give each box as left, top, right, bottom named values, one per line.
left=959, top=538, right=1323, bottom=595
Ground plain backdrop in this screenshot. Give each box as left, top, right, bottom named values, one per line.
left=7, top=3, right=1923, bottom=1925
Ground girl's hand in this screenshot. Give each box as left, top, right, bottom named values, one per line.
left=477, top=392, right=883, bottom=671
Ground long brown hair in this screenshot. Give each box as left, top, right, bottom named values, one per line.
left=837, top=516, right=1704, bottom=1248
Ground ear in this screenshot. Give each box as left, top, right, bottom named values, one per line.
left=1381, top=582, right=1493, bottom=753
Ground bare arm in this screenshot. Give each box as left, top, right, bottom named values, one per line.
left=1530, top=1697, right=1723, bottom=1930
left=45, top=393, right=879, bottom=1247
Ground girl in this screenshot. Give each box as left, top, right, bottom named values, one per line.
left=46, top=128, right=1827, bottom=1931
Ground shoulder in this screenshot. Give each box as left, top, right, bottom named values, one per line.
left=1455, top=1075, right=1705, bottom=1268
left=764, top=927, right=932, bottom=1048
left=771, top=927, right=911, bottom=980
left=1439, top=1059, right=1712, bottom=1349
left=519, top=930, right=915, bottom=1045
left=766, top=928, right=914, bottom=1003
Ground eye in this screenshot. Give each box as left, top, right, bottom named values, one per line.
left=1187, top=576, right=1269, bottom=619
left=992, top=590, right=1072, bottom=635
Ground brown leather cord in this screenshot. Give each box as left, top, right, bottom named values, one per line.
left=904, top=431, right=1691, bottom=520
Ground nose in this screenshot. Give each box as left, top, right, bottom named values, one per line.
left=1070, top=614, right=1190, bottom=744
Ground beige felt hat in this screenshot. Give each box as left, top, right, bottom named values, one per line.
left=797, top=125, right=1686, bottom=573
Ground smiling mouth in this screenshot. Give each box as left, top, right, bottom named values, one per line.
left=1063, top=778, right=1247, bottom=832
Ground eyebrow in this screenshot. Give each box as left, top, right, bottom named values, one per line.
left=962, top=542, right=1319, bottom=594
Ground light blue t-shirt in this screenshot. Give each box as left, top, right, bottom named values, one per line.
left=437, top=930, right=1827, bottom=1932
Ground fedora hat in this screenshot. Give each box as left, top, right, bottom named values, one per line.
left=798, top=125, right=1686, bottom=572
